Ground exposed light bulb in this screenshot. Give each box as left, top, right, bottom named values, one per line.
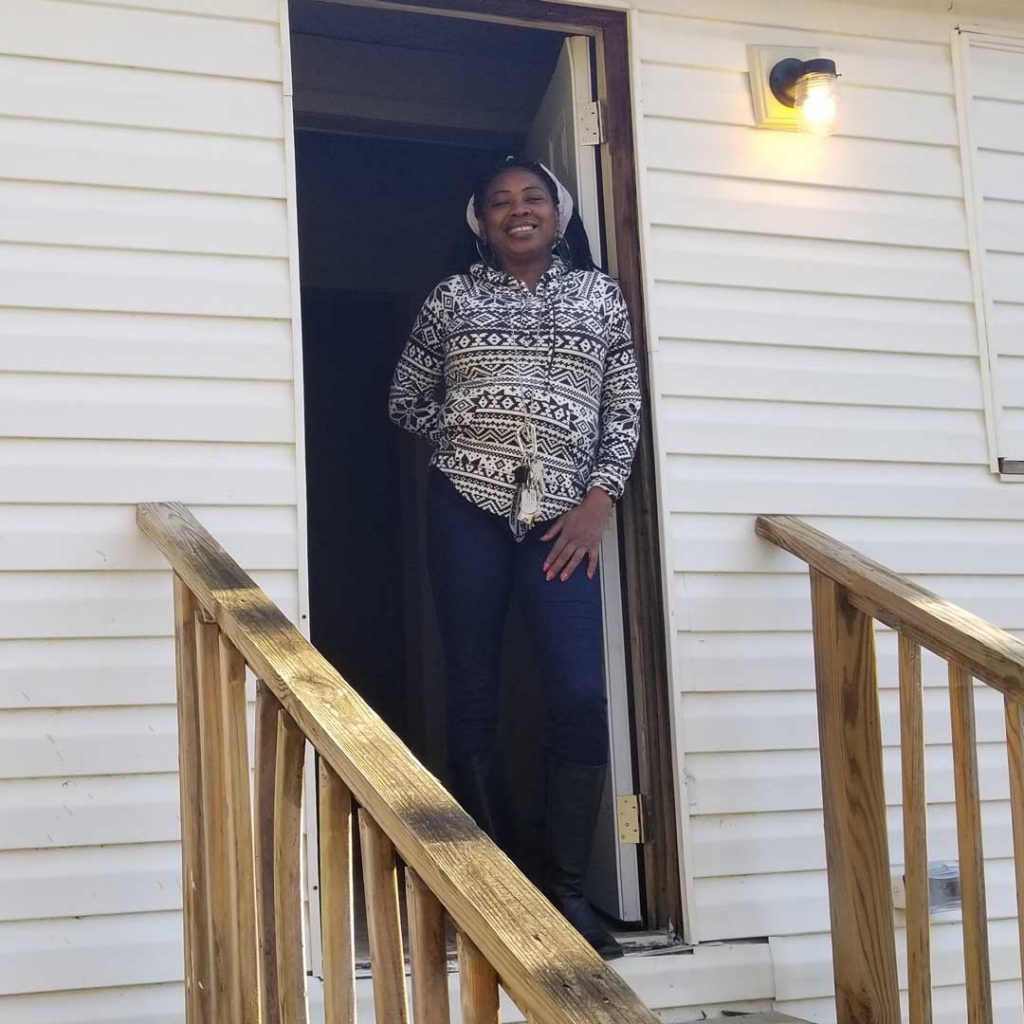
left=795, top=71, right=840, bottom=136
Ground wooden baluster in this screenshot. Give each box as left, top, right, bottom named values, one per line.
left=1006, top=694, right=1024, bottom=1012
left=457, top=932, right=500, bottom=1024
left=275, top=706, right=309, bottom=1023
left=358, top=812, right=410, bottom=1024
left=899, top=634, right=933, bottom=1024
left=318, top=757, right=356, bottom=1024
left=255, top=681, right=281, bottom=1024
left=173, top=576, right=210, bottom=1024
left=406, top=868, right=450, bottom=1024
left=809, top=569, right=900, bottom=1024
left=949, top=663, right=994, bottom=1024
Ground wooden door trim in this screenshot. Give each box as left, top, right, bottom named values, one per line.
left=324, top=0, right=683, bottom=933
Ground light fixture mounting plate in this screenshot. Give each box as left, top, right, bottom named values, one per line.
left=748, top=44, right=821, bottom=130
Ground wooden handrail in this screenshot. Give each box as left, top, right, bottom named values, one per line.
left=757, top=513, right=1024, bottom=1024
left=139, top=501, right=658, bottom=1024
left=756, top=515, right=1024, bottom=698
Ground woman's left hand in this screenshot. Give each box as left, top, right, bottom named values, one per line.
left=541, top=487, right=614, bottom=582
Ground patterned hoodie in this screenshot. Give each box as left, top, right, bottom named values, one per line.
left=388, top=258, right=642, bottom=533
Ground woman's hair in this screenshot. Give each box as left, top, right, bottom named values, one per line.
left=457, top=155, right=597, bottom=273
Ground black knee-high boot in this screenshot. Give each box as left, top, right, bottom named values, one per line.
left=449, top=751, right=506, bottom=846
left=544, top=756, right=623, bottom=960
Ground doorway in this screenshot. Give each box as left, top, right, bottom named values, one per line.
left=290, top=0, right=674, bottom=937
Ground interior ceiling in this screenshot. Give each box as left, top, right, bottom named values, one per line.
left=289, top=0, right=565, bottom=149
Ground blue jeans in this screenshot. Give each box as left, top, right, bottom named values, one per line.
left=427, top=468, right=608, bottom=767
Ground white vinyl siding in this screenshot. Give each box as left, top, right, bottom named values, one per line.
left=636, top=1, right=1024, bottom=1021
left=0, top=1, right=294, bottom=1020
left=955, top=31, right=1024, bottom=470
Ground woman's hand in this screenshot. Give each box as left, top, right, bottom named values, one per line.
left=541, top=487, right=614, bottom=582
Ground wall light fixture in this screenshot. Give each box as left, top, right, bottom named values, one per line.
left=749, top=45, right=841, bottom=136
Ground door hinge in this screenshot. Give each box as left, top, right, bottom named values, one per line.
left=578, top=100, right=606, bottom=146
left=617, top=793, right=646, bottom=844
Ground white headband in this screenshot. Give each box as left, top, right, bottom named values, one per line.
left=466, top=161, right=574, bottom=239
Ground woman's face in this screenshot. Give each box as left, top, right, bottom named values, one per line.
left=479, top=168, right=559, bottom=269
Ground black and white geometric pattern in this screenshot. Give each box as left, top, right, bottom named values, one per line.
left=388, top=258, right=642, bottom=534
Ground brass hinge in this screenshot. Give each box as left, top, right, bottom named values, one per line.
left=617, top=793, right=646, bottom=844
left=578, top=100, right=606, bottom=146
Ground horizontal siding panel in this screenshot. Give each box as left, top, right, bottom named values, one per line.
left=0, top=439, right=296, bottom=505
left=644, top=119, right=963, bottom=198
left=676, top=571, right=1024, bottom=632
left=993, top=302, right=1024, bottom=355
left=695, top=869, right=830, bottom=938
left=642, top=63, right=958, bottom=146
left=688, top=742, right=1011, bottom=815
left=0, top=637, right=175, bottom=709
left=984, top=198, right=1024, bottom=254
left=0, top=56, right=284, bottom=138
left=0, top=982, right=184, bottom=1024
left=0, top=181, right=288, bottom=257
left=0, top=910, right=182, bottom=995
left=0, top=118, right=286, bottom=197
left=636, top=13, right=954, bottom=92
left=690, top=801, right=1015, bottom=878
left=7, top=0, right=281, bottom=80
left=665, top=456, right=1024, bottom=518
left=0, top=245, right=290, bottom=318
left=646, top=170, right=967, bottom=250
left=681, top=685, right=1006, bottom=753
left=661, top=398, right=987, bottom=464
left=0, top=374, right=294, bottom=443
left=0, top=505, right=297, bottom=575
left=654, top=282, right=978, bottom=356
left=659, top=343, right=981, bottom=410
left=975, top=99, right=1024, bottom=156
left=671, top=514, right=1024, bottom=574
left=0, top=569, right=298, bottom=641
left=972, top=45, right=1024, bottom=104
left=650, top=226, right=972, bottom=302
left=0, top=308, right=293, bottom=379
left=0, top=706, right=180, bottom=779
left=0, top=843, right=181, bottom=922
left=979, top=148, right=1024, bottom=202
left=79, top=0, right=277, bottom=17
left=0, top=774, right=179, bottom=850
left=990, top=252, right=1024, bottom=303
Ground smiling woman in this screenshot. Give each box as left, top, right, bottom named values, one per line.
left=387, top=155, right=642, bottom=959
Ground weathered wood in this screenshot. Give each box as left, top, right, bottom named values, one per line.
left=138, top=501, right=658, bottom=1023
left=757, top=515, right=1024, bottom=700
left=458, top=932, right=500, bottom=1024
left=809, top=569, right=900, bottom=1024
left=1005, top=694, right=1024, bottom=1011
left=358, top=811, right=410, bottom=1024
left=274, top=708, right=308, bottom=1024
left=255, top=681, right=281, bottom=1024
left=898, top=634, right=932, bottom=1024
left=949, top=664, right=994, bottom=1024
left=318, top=757, right=356, bottom=1024
left=406, top=868, right=450, bottom=1024
left=173, top=575, right=210, bottom=1024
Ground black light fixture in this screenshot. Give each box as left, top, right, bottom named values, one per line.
left=768, top=57, right=841, bottom=135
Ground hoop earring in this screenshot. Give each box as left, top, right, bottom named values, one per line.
left=475, top=237, right=495, bottom=267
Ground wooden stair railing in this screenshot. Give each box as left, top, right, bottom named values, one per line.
left=757, top=515, right=1024, bottom=1024
left=138, top=502, right=659, bottom=1024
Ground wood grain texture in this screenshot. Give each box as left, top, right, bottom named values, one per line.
left=757, top=515, right=1024, bottom=700
left=808, top=570, right=900, bottom=1024
left=274, top=709, right=308, bottom=1024
left=898, top=634, right=933, bottom=1024
left=1004, top=694, right=1024, bottom=1012
left=255, top=682, right=281, bottom=1024
left=318, top=757, right=356, bottom=1024
left=457, top=932, right=500, bottom=1024
left=948, top=664, right=994, bottom=1024
left=138, top=501, right=657, bottom=1022
left=172, top=575, right=209, bottom=1024
left=358, top=811, right=410, bottom=1024
left=406, top=868, right=450, bottom=1024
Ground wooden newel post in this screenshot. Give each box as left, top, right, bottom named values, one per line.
left=809, top=569, right=901, bottom=1024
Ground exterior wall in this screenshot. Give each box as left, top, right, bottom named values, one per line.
left=632, top=0, right=1024, bottom=1020
left=0, top=1, right=300, bottom=1020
